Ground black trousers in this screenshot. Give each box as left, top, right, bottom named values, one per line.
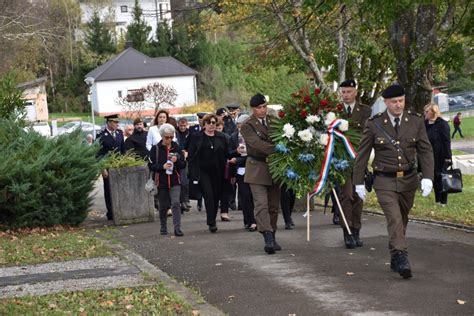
left=434, top=174, right=448, bottom=204
left=200, top=170, right=222, bottom=226
left=103, top=175, right=113, bottom=219
left=280, top=185, right=296, bottom=224
left=236, top=174, right=255, bottom=226
left=219, top=179, right=234, bottom=213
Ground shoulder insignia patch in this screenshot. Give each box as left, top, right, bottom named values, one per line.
left=407, top=110, right=422, bottom=117
left=369, top=112, right=383, bottom=121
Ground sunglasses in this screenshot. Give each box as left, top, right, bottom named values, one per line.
left=163, top=136, right=174, bottom=139
left=206, top=120, right=217, bottom=125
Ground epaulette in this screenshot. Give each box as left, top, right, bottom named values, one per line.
left=407, top=110, right=422, bottom=117
left=369, top=112, right=383, bottom=121
left=358, top=102, right=370, bottom=109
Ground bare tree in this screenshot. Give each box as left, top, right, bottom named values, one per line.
left=115, top=94, right=147, bottom=120
left=142, top=82, right=177, bottom=115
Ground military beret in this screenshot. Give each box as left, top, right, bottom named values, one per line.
left=382, top=84, right=405, bottom=98
left=104, top=114, right=120, bottom=122
left=133, top=117, right=143, bottom=125
left=226, top=102, right=240, bottom=110
left=216, top=107, right=227, bottom=116
left=250, top=93, right=267, bottom=107
left=339, top=79, right=357, bottom=88
left=197, top=112, right=207, bottom=119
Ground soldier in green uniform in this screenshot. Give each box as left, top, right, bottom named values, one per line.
left=352, top=84, right=434, bottom=279
left=241, top=93, right=281, bottom=255
left=338, top=79, right=372, bottom=248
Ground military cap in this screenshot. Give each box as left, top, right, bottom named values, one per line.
left=197, top=112, right=207, bottom=119
left=382, top=84, right=405, bottom=98
left=216, top=107, right=227, bottom=116
left=104, top=114, right=120, bottom=122
left=250, top=93, right=267, bottom=107
left=339, top=79, right=357, bottom=88
left=133, top=117, right=143, bottom=125
left=226, top=102, right=240, bottom=110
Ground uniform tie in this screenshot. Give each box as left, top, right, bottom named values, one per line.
left=394, top=117, right=400, bottom=137
left=112, top=131, right=116, bottom=140
left=261, top=118, right=266, bottom=128
left=347, top=106, right=352, bottom=118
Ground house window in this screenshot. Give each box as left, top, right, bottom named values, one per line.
left=126, top=89, right=144, bottom=102
left=121, top=5, right=127, bottom=13
left=118, top=90, right=122, bottom=98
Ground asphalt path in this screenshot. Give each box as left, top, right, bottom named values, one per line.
left=108, top=203, right=473, bottom=316
left=452, top=139, right=474, bottom=154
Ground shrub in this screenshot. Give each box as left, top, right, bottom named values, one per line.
left=0, top=119, right=100, bottom=229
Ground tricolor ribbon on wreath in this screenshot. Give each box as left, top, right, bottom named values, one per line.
left=311, top=118, right=358, bottom=197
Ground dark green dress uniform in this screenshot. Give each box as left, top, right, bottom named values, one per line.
left=339, top=101, right=371, bottom=247
left=353, top=110, right=434, bottom=274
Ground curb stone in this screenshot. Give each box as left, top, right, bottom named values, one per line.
left=94, top=231, right=224, bottom=316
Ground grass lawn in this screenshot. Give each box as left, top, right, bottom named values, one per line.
left=448, top=115, right=474, bottom=140
left=0, top=283, right=194, bottom=315
left=363, top=175, right=474, bottom=226
left=49, top=112, right=105, bottom=127
left=0, top=226, right=113, bottom=267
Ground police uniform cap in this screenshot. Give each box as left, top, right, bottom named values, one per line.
left=250, top=93, right=267, bottom=107
left=216, top=107, right=227, bottom=116
left=382, top=84, right=405, bottom=98
left=105, top=114, right=120, bottom=122
left=226, top=102, right=240, bottom=111
left=339, top=79, right=357, bottom=88
left=197, top=112, right=207, bottom=119
left=133, top=117, right=143, bottom=125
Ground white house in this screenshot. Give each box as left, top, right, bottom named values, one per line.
left=80, top=0, right=172, bottom=39
left=84, top=47, right=198, bottom=117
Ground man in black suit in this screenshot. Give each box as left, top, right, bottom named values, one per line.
left=97, top=114, right=125, bottom=220
left=223, top=103, right=240, bottom=135
left=124, top=117, right=148, bottom=159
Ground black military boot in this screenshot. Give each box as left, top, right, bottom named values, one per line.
left=390, top=254, right=399, bottom=272
left=343, top=228, right=356, bottom=249
left=272, top=231, right=282, bottom=251
left=352, top=227, right=363, bottom=247
left=393, top=251, right=412, bottom=279
left=262, top=231, right=276, bottom=254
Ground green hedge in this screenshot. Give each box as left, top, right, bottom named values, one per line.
left=0, top=119, right=100, bottom=229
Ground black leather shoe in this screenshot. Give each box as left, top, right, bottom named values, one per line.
left=352, top=227, right=363, bottom=247
left=285, top=222, right=292, bottom=230
left=106, top=212, right=113, bottom=221
left=332, top=212, right=340, bottom=225
left=394, top=252, right=412, bottom=279
left=174, top=229, right=184, bottom=237
left=390, top=255, right=399, bottom=273
left=248, top=224, right=257, bottom=232
left=244, top=224, right=250, bottom=230
left=209, top=225, right=218, bottom=233
left=229, top=201, right=237, bottom=211
left=290, top=218, right=295, bottom=226
left=160, top=226, right=168, bottom=235
left=272, top=231, right=282, bottom=251
left=343, top=229, right=356, bottom=249
left=262, top=231, right=275, bottom=254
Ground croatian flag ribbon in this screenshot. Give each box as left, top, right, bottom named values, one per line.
left=311, top=118, right=357, bottom=196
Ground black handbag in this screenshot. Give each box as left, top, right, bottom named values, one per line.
left=188, top=180, right=202, bottom=200
left=364, top=169, right=374, bottom=192
left=440, top=167, right=462, bottom=194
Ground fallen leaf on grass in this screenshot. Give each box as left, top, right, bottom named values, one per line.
left=48, top=303, right=57, bottom=309
left=125, top=304, right=134, bottom=309
left=457, top=299, right=466, bottom=305
left=192, top=310, right=200, bottom=315
left=346, top=272, right=354, bottom=276
left=79, top=307, right=85, bottom=312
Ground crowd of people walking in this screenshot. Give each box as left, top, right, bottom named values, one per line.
left=96, top=81, right=463, bottom=280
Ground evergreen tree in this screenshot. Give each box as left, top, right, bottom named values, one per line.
left=149, top=21, right=173, bottom=57
left=84, top=10, right=116, bottom=55
left=0, top=71, right=25, bottom=120
left=126, top=0, right=151, bottom=52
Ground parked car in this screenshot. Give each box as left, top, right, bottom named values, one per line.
left=24, top=121, right=51, bottom=137
left=171, top=113, right=199, bottom=126
left=57, top=121, right=102, bottom=135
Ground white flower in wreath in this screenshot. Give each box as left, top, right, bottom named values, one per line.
left=319, top=133, right=329, bottom=146
left=324, top=112, right=336, bottom=126
left=305, top=114, right=321, bottom=124
left=339, top=119, right=349, bottom=132
left=298, top=128, right=313, bottom=143
left=283, top=123, right=295, bottom=139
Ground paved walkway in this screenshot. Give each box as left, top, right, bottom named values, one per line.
left=452, top=138, right=474, bottom=154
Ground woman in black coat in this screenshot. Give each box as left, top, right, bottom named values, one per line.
left=187, top=114, right=229, bottom=233
left=424, top=103, right=452, bottom=206
left=149, top=123, right=186, bottom=236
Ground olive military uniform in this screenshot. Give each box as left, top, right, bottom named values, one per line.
left=353, top=110, right=434, bottom=255
left=339, top=102, right=371, bottom=233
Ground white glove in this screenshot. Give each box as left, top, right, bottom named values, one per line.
left=355, top=185, right=366, bottom=201
left=421, top=178, right=433, bottom=197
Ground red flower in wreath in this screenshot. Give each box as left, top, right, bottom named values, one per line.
left=303, top=95, right=312, bottom=104
left=278, top=111, right=286, bottom=118
left=300, top=109, right=308, bottom=119
left=336, top=103, right=344, bottom=112
left=320, top=99, right=329, bottom=107
left=314, top=88, right=321, bottom=96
